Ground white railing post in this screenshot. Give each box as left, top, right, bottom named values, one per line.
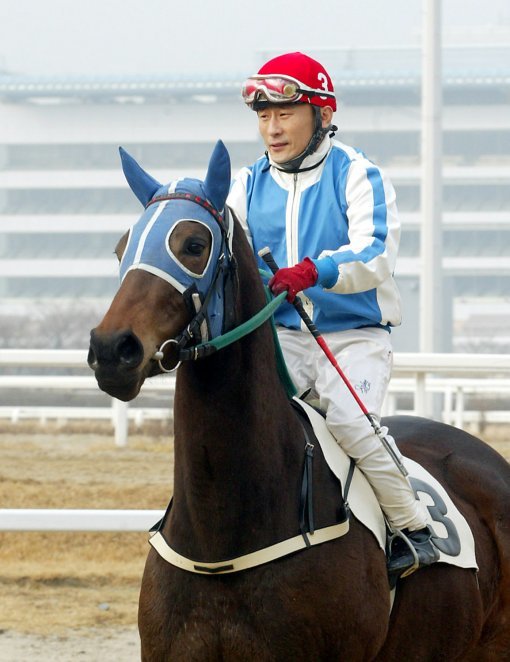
left=415, top=372, right=427, bottom=416
left=112, top=399, right=129, bottom=447
left=443, top=387, right=453, bottom=425
left=454, top=387, right=465, bottom=430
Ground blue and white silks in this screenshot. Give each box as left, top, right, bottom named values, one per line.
left=227, top=137, right=402, bottom=333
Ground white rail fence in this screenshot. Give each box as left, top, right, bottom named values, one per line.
left=1, top=349, right=510, bottom=446
left=0, top=349, right=175, bottom=447
left=0, top=508, right=164, bottom=531
left=0, top=349, right=509, bottom=533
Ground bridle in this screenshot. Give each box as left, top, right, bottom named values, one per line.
left=144, top=191, right=236, bottom=373
left=146, top=191, right=226, bottom=226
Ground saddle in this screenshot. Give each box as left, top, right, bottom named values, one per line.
left=291, top=397, right=478, bottom=575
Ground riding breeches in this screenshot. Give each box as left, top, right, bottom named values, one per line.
left=277, top=326, right=428, bottom=532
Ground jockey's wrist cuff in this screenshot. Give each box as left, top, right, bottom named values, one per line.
left=312, top=257, right=338, bottom=288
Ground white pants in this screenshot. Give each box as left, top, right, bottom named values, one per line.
left=278, top=326, right=428, bottom=531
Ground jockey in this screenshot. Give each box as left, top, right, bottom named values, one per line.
left=227, top=51, right=440, bottom=581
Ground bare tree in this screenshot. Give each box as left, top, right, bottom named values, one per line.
left=0, top=300, right=107, bottom=350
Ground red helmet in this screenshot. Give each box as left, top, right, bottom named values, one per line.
left=242, top=51, right=336, bottom=111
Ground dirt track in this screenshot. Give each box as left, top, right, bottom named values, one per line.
left=0, top=421, right=174, bottom=661
left=0, top=421, right=509, bottom=661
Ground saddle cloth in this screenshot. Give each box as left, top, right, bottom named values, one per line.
left=295, top=398, right=478, bottom=571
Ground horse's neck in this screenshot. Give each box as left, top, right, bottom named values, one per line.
left=169, top=325, right=304, bottom=558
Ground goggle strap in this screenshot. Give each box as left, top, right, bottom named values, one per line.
left=296, top=87, right=335, bottom=100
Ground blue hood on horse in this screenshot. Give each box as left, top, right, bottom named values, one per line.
left=118, top=140, right=235, bottom=342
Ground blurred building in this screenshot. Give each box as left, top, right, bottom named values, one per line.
left=0, top=45, right=509, bottom=351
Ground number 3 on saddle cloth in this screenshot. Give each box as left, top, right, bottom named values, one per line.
left=292, top=398, right=478, bottom=574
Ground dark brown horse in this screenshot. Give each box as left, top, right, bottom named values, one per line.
left=89, top=142, right=510, bottom=660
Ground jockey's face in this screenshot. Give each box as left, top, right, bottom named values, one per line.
left=257, top=103, right=315, bottom=164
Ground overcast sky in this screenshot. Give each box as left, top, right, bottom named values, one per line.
left=0, top=0, right=509, bottom=78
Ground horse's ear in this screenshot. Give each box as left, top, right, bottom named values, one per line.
left=203, top=140, right=231, bottom=212
left=119, top=147, right=161, bottom=207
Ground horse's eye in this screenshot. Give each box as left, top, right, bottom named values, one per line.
left=183, top=237, right=207, bottom=256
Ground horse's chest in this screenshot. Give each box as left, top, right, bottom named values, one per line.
left=141, top=556, right=388, bottom=661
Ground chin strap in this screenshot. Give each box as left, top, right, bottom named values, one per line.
left=271, top=107, right=337, bottom=174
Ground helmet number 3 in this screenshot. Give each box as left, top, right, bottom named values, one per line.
left=317, top=73, right=329, bottom=99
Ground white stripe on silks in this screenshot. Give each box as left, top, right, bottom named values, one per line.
left=133, top=202, right=167, bottom=265
left=285, top=182, right=295, bottom=266
left=122, top=264, right=187, bottom=293
left=289, top=178, right=302, bottom=266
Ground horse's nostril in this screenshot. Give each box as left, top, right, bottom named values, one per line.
left=88, top=328, right=144, bottom=370
left=115, top=332, right=144, bottom=368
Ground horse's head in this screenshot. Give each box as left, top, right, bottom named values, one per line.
left=88, top=141, right=235, bottom=401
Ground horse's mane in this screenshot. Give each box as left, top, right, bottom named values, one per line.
left=228, top=208, right=273, bottom=327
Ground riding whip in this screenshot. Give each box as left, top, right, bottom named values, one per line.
left=258, top=246, right=408, bottom=478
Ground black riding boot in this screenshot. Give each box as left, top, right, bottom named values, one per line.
left=387, top=526, right=440, bottom=583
